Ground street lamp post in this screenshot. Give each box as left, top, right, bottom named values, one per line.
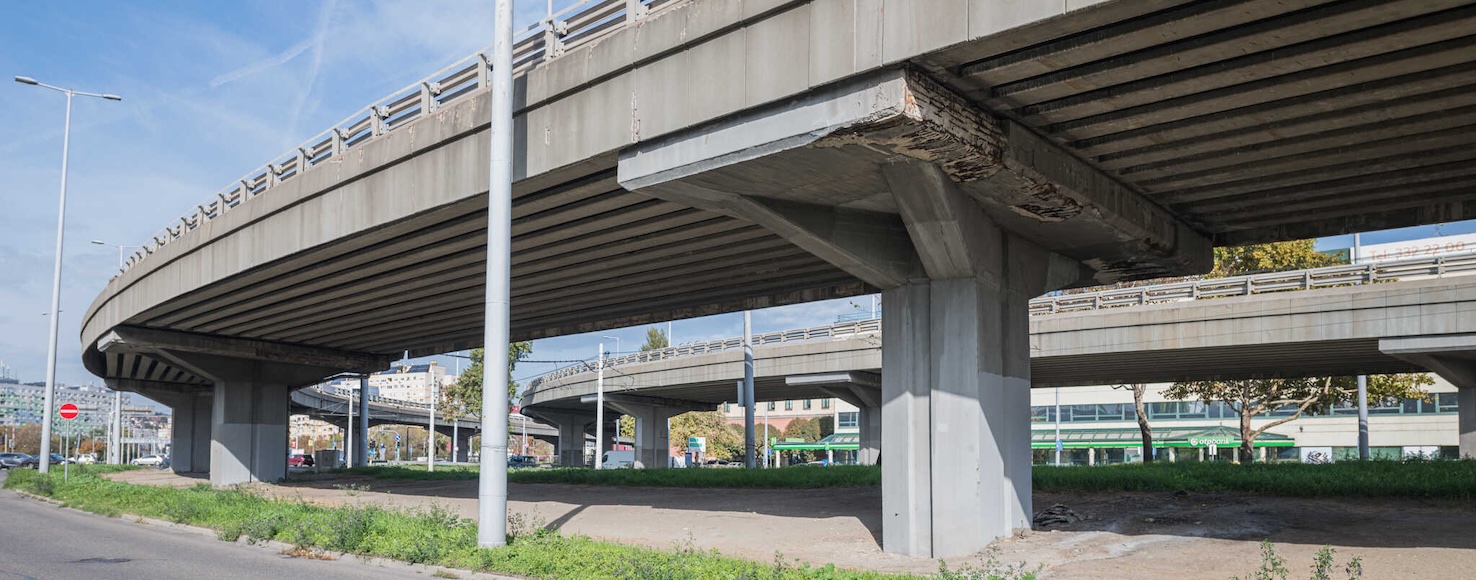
left=601, top=335, right=620, bottom=449
left=15, top=76, right=121, bottom=474
left=90, top=240, right=139, bottom=269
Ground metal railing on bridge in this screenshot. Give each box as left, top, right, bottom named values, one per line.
left=527, top=252, right=1476, bottom=390
left=1029, top=252, right=1476, bottom=315
left=117, top=0, right=679, bottom=279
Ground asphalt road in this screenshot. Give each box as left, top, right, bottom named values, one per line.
left=0, top=470, right=475, bottom=580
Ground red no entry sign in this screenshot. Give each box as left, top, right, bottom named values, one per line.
left=58, top=403, right=79, bottom=420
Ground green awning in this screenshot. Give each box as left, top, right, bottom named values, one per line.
left=1031, top=425, right=1293, bottom=449
left=772, top=433, right=859, bottom=451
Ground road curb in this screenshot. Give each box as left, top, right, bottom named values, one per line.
left=6, top=487, right=524, bottom=580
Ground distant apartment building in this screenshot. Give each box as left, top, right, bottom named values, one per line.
left=368, top=362, right=447, bottom=404
left=0, top=379, right=118, bottom=433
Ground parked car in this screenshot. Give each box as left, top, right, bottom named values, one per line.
left=73, top=453, right=97, bottom=465
left=131, top=454, right=167, bottom=466
left=288, top=454, right=315, bottom=467
left=0, top=453, right=35, bottom=469
left=45, top=454, right=71, bottom=465
left=508, top=455, right=537, bottom=468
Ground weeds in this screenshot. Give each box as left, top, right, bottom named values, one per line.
left=1233, top=541, right=1364, bottom=580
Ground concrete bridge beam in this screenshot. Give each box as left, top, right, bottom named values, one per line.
left=1381, top=335, right=1476, bottom=459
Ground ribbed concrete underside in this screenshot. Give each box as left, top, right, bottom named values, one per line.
left=86, top=0, right=1476, bottom=388
left=926, top=0, right=1476, bottom=244
left=91, top=163, right=865, bottom=383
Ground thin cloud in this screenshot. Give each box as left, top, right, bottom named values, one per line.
left=209, top=38, right=313, bottom=88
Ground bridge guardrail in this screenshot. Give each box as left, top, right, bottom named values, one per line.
left=116, top=0, right=680, bottom=279
left=528, top=252, right=1476, bottom=391
left=1029, top=252, right=1476, bottom=314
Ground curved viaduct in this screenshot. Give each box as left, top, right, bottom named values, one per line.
left=80, top=0, right=1476, bottom=557
left=524, top=267, right=1476, bottom=469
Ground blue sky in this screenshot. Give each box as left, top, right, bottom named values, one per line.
left=1, top=2, right=1472, bottom=407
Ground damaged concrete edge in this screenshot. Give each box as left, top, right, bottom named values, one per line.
left=616, top=68, right=916, bottom=191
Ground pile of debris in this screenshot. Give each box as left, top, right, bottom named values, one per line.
left=1033, top=503, right=1082, bottom=528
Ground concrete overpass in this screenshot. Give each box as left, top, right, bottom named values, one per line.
left=79, top=0, right=1476, bottom=557
left=288, top=387, right=562, bottom=461
left=524, top=256, right=1476, bottom=462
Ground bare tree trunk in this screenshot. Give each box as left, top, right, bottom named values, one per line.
left=1239, top=403, right=1256, bottom=464
left=1133, top=384, right=1153, bottom=463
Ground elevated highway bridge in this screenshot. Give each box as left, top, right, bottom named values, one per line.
left=78, top=0, right=1476, bottom=557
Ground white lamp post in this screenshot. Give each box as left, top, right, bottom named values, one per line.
left=90, top=240, right=140, bottom=269
left=16, top=76, right=120, bottom=474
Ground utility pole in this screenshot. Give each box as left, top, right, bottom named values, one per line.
left=595, top=343, right=606, bottom=469
left=475, top=0, right=514, bottom=549
left=347, top=384, right=354, bottom=469
left=743, top=311, right=756, bottom=468
left=1054, top=387, right=1062, bottom=466
left=1354, top=232, right=1370, bottom=460
left=428, top=376, right=436, bottom=472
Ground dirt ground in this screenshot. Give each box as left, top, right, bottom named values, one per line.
left=113, top=470, right=1476, bottom=578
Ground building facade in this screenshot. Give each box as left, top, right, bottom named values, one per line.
left=368, top=362, right=447, bottom=404
left=0, top=379, right=118, bottom=434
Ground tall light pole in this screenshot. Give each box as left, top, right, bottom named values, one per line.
left=601, top=335, right=620, bottom=448
left=90, top=240, right=139, bottom=269
left=743, top=311, right=756, bottom=468
left=1354, top=233, right=1370, bottom=460
left=594, top=342, right=606, bottom=469
left=476, top=0, right=514, bottom=548
left=16, top=76, right=121, bottom=474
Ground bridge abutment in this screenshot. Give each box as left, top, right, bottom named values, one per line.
left=1461, top=388, right=1476, bottom=459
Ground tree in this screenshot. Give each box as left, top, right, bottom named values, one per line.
left=617, top=415, right=635, bottom=445
left=1210, top=239, right=1340, bottom=278
left=640, top=327, right=669, bottom=351
left=442, top=342, right=533, bottom=417
left=1113, top=383, right=1153, bottom=463
left=1166, top=374, right=1431, bottom=463
left=815, top=415, right=835, bottom=439
left=669, top=411, right=745, bottom=460
left=782, top=418, right=823, bottom=462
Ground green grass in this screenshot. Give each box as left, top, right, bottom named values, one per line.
left=334, top=460, right=1476, bottom=499
left=1033, top=459, right=1476, bottom=500
left=329, top=464, right=883, bottom=488
left=2, top=468, right=1027, bottom=580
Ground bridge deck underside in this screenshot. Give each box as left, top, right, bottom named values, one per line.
left=96, top=164, right=867, bottom=386
left=927, top=0, right=1476, bottom=244
left=91, top=0, right=1476, bottom=388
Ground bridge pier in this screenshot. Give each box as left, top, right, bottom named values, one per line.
left=857, top=405, right=880, bottom=466
left=455, top=429, right=474, bottom=463
left=1462, top=388, right=1476, bottom=459
left=210, top=380, right=291, bottom=486
left=166, top=392, right=212, bottom=474
left=608, top=401, right=680, bottom=469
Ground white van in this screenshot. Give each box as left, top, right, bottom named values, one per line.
left=601, top=450, right=636, bottom=469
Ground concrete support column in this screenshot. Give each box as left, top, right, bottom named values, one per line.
left=610, top=402, right=679, bottom=469
left=881, top=275, right=1034, bottom=557
left=168, top=392, right=212, bottom=474
left=1461, top=388, right=1476, bottom=459
left=551, top=416, right=593, bottom=467
left=211, top=380, right=290, bottom=486
left=857, top=405, right=881, bottom=466
left=456, top=429, right=474, bottom=463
